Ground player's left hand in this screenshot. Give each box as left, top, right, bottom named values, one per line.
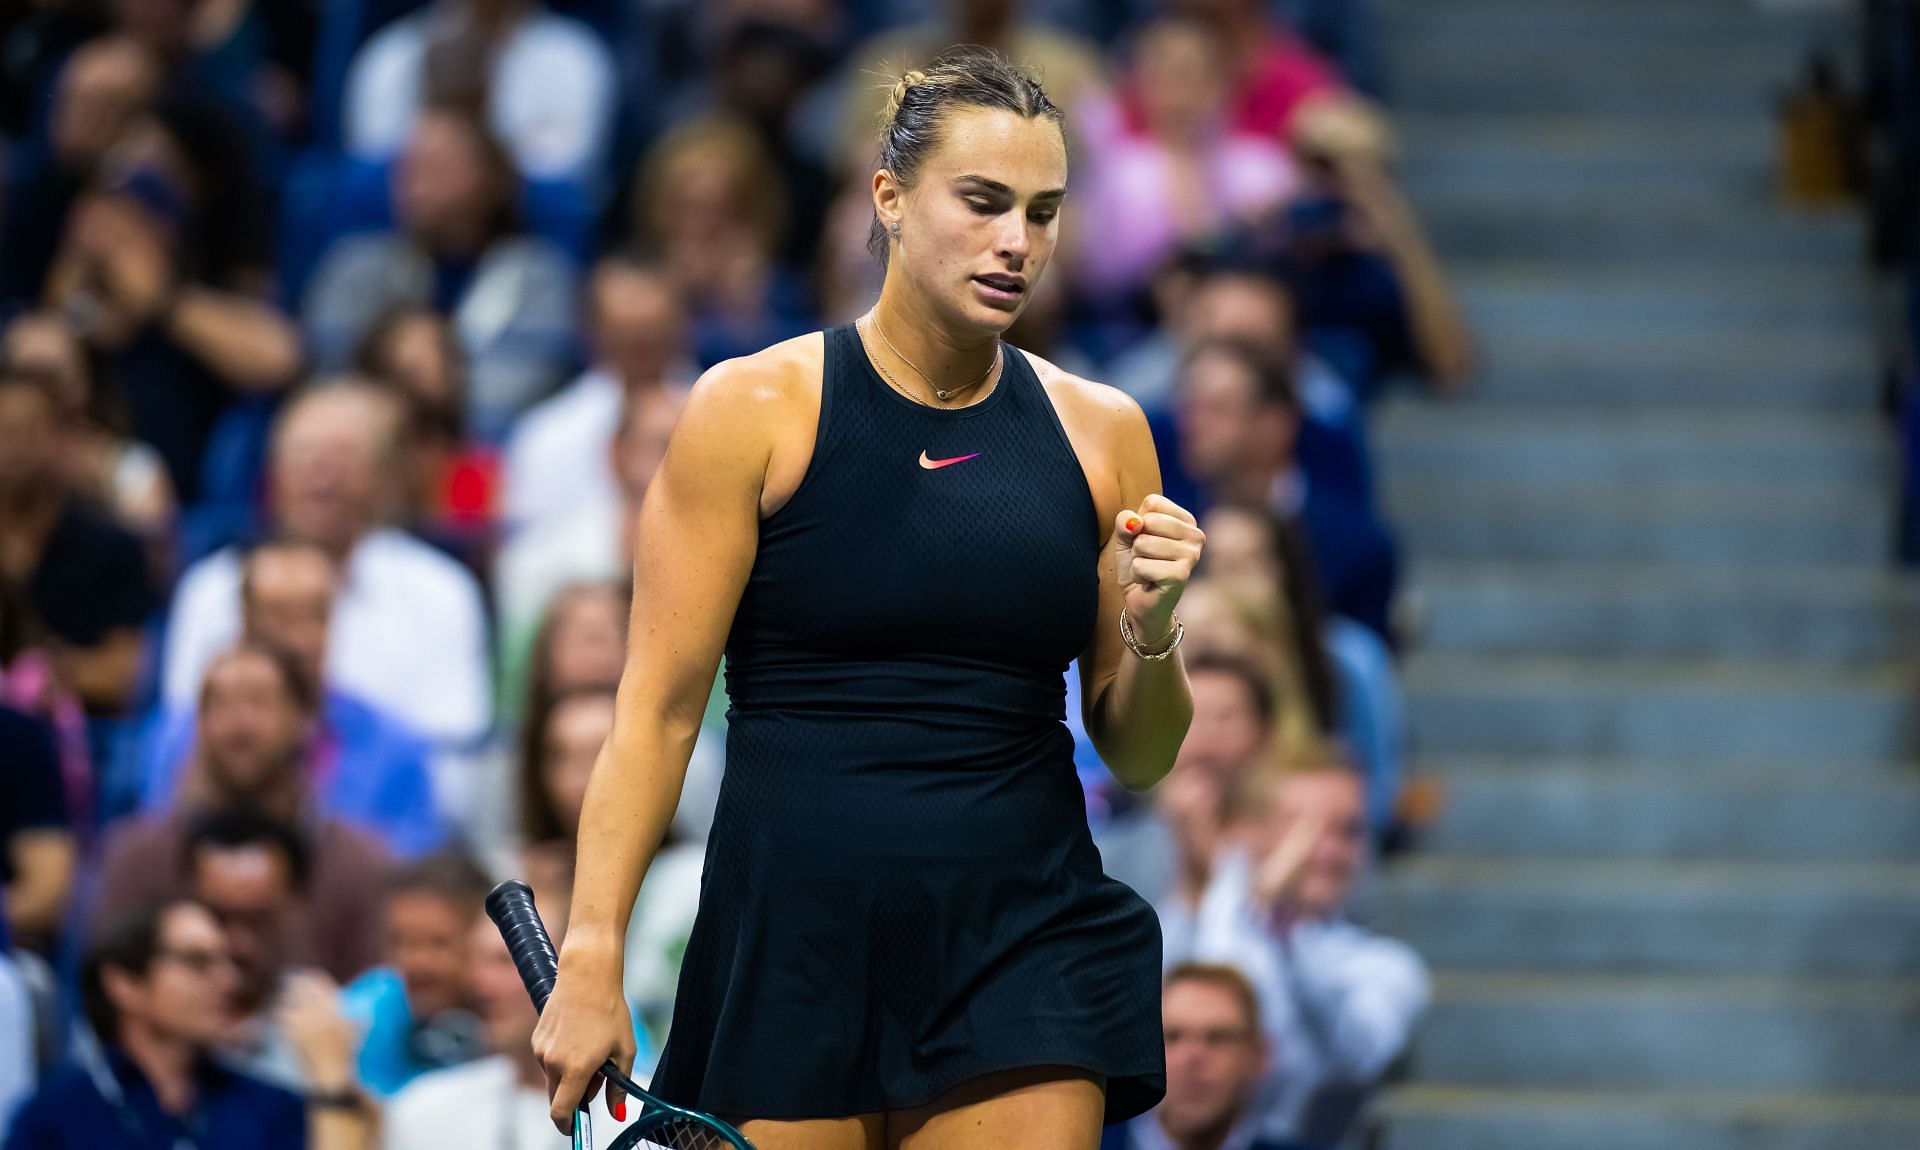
left=1114, top=493, right=1204, bottom=645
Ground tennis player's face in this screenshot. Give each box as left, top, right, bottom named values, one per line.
left=1160, top=980, right=1265, bottom=1139
left=897, top=107, right=1067, bottom=334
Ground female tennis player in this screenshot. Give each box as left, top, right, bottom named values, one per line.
left=534, top=45, right=1203, bottom=1149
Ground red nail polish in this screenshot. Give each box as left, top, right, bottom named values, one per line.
left=612, top=1100, right=626, bottom=1122
left=1124, top=515, right=1142, bottom=534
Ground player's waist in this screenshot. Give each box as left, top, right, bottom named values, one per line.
left=721, top=651, right=1069, bottom=724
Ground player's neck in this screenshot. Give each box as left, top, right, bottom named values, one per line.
left=869, top=289, right=999, bottom=392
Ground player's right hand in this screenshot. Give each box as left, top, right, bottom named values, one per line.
left=533, top=958, right=637, bottom=1135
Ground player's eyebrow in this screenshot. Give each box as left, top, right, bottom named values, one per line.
left=954, top=174, right=1068, bottom=201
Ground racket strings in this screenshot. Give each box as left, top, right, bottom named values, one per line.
left=617, top=1115, right=744, bottom=1150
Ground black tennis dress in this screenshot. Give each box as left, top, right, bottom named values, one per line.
left=647, top=324, right=1166, bottom=1123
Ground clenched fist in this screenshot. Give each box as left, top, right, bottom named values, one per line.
left=1114, top=492, right=1204, bottom=647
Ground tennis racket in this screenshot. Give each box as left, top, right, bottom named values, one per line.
left=485, top=880, right=757, bottom=1150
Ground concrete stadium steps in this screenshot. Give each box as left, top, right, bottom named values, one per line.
left=1397, top=115, right=1781, bottom=190
left=1404, top=656, right=1913, bottom=762
left=1369, top=0, right=1910, bottom=1142
left=1407, top=562, right=1920, bottom=662
left=1408, top=974, right=1920, bottom=1092
left=1415, top=759, right=1920, bottom=859
left=1380, top=858, right=1920, bottom=976
left=1452, top=265, right=1871, bottom=334
left=1374, top=407, right=1893, bottom=487
left=1388, top=481, right=1894, bottom=565
left=1467, top=327, right=1877, bottom=409
left=1381, top=1087, right=1920, bottom=1150
left=1418, top=192, right=1864, bottom=263
left=1387, top=49, right=1814, bottom=118
left=1380, top=1, right=1844, bottom=44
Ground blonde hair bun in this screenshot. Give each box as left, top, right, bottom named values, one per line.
left=883, top=68, right=931, bottom=127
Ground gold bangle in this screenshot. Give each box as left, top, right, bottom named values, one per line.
left=1120, top=610, right=1183, bottom=660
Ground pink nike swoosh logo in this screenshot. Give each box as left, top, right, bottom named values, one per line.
left=919, top=450, right=982, bottom=470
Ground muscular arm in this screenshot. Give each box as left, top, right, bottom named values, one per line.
left=1077, top=394, right=1196, bottom=791
left=560, top=358, right=772, bottom=963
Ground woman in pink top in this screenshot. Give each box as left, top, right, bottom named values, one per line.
left=1076, top=14, right=1301, bottom=301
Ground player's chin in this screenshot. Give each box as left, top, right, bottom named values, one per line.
left=956, top=285, right=1028, bottom=333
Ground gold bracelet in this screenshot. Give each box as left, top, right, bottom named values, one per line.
left=1120, top=610, right=1183, bottom=660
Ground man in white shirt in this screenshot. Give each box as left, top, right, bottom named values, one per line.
left=343, top=0, right=615, bottom=186
left=162, top=382, right=491, bottom=752
left=502, top=256, right=694, bottom=534
left=383, top=915, right=634, bottom=1149
left=1162, top=764, right=1427, bottom=1148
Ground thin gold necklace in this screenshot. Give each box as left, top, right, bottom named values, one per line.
left=866, top=312, right=1000, bottom=402
left=855, top=319, right=936, bottom=408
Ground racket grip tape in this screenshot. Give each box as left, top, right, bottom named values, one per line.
left=486, top=879, right=561, bottom=1014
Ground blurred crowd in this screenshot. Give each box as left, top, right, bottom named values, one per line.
left=0, top=0, right=1474, bottom=1146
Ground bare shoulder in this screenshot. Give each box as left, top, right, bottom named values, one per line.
left=1017, top=347, right=1156, bottom=466
left=687, top=331, right=824, bottom=418
left=1015, top=347, right=1157, bottom=523
left=679, top=332, right=826, bottom=518
left=1019, top=347, right=1144, bottom=431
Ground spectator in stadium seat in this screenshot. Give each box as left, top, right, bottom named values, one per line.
left=42, top=94, right=302, bottom=502
left=337, top=851, right=494, bottom=1098
left=496, top=386, right=686, bottom=671
left=833, top=0, right=1108, bottom=173
left=1101, top=963, right=1313, bottom=1150
left=1174, top=337, right=1399, bottom=643
left=352, top=305, right=506, bottom=575
left=465, top=579, right=632, bottom=872
left=342, top=0, right=616, bottom=186
left=1165, top=764, right=1428, bottom=1147
left=161, top=381, right=493, bottom=750
left=304, top=106, right=578, bottom=440
left=379, top=914, right=634, bottom=1148
left=502, top=256, right=695, bottom=533
left=353, top=307, right=476, bottom=531
left=1154, top=0, right=1345, bottom=142
left=512, top=678, right=714, bottom=1062
left=2, top=898, right=375, bottom=1150
left=1095, top=651, right=1279, bottom=917
left=0, top=706, right=74, bottom=954
left=1240, top=92, right=1476, bottom=402
left=709, top=18, right=838, bottom=270
left=181, top=811, right=326, bottom=1088
left=1075, top=13, right=1298, bottom=305
left=0, top=363, right=154, bottom=716
left=4, top=313, right=175, bottom=543
left=135, top=539, right=446, bottom=859
left=98, top=642, right=394, bottom=985
left=1202, top=505, right=1404, bottom=838
left=0, top=37, right=159, bottom=314
left=1114, top=267, right=1374, bottom=510
left=629, top=115, right=817, bottom=367
left=514, top=684, right=618, bottom=927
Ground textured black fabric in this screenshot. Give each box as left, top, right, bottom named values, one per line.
left=649, top=325, right=1165, bottom=1123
